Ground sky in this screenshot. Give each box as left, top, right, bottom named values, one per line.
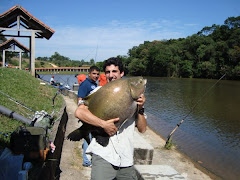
left=0, top=0, right=239, bottom=62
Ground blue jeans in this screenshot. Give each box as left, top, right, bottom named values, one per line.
left=82, top=133, right=92, bottom=166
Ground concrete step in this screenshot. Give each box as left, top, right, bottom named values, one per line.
left=134, top=131, right=154, bottom=165
left=135, top=165, right=187, bottom=180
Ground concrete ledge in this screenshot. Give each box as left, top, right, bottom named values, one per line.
left=135, top=165, right=187, bottom=180
left=72, top=84, right=79, bottom=91
left=134, top=131, right=154, bottom=165
left=62, top=89, right=78, bottom=102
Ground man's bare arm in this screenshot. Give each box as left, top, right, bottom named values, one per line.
left=136, top=94, right=147, bottom=133
left=75, top=104, right=119, bottom=136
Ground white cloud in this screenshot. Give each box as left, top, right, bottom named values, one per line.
left=4, top=19, right=195, bottom=62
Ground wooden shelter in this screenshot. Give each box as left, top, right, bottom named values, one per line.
left=0, top=38, right=29, bottom=69
left=0, top=5, right=55, bottom=76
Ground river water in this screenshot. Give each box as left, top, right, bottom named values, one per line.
left=40, top=74, right=240, bottom=180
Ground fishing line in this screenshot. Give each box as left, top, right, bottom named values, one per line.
left=95, top=44, right=99, bottom=63
left=0, top=91, right=34, bottom=119
left=0, top=90, right=36, bottom=113
left=58, top=75, right=71, bottom=85
left=0, top=89, right=57, bottom=122
left=165, top=73, right=226, bottom=147
left=0, top=90, right=46, bottom=120
left=39, top=74, right=46, bottom=81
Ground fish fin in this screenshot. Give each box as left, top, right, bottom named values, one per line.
left=92, top=132, right=110, bottom=147
left=84, top=134, right=91, bottom=144
left=95, top=136, right=110, bottom=147
left=67, top=124, right=89, bottom=141
left=128, top=77, right=146, bottom=99
left=67, top=128, right=83, bottom=141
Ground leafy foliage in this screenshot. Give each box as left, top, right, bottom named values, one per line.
left=122, top=16, right=240, bottom=80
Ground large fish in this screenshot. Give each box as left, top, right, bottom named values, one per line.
left=67, top=76, right=147, bottom=146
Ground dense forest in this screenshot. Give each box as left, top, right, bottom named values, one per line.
left=1, top=16, right=239, bottom=80
left=118, top=16, right=240, bottom=80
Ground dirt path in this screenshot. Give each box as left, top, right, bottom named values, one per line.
left=49, top=63, right=58, bottom=67
left=59, top=96, right=91, bottom=180
left=59, top=96, right=220, bottom=180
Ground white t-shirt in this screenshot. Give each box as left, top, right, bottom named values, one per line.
left=50, top=77, right=54, bottom=83
left=86, top=114, right=137, bottom=167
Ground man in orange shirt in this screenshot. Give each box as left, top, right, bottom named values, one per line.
left=75, top=74, right=87, bottom=85
left=98, top=73, right=107, bottom=86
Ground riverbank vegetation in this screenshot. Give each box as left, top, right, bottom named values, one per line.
left=118, top=16, right=240, bottom=80
left=0, top=68, right=64, bottom=150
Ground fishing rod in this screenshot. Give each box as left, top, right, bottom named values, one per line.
left=94, top=44, right=99, bottom=63
left=0, top=90, right=36, bottom=113
left=56, top=75, right=72, bottom=90
left=165, top=73, right=226, bottom=147
left=54, top=75, right=68, bottom=85
left=52, top=89, right=61, bottom=108
left=0, top=89, right=56, bottom=122
left=56, top=75, right=65, bottom=84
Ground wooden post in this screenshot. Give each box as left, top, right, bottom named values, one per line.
left=30, top=31, right=35, bottom=76
left=19, top=51, right=22, bottom=70
left=2, top=50, right=5, bottom=67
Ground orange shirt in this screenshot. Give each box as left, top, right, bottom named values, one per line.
left=99, top=73, right=107, bottom=86
left=77, top=74, right=87, bottom=84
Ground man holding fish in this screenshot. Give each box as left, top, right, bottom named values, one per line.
left=74, top=57, right=147, bottom=180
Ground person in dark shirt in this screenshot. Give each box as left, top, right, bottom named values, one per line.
left=77, top=66, right=100, bottom=167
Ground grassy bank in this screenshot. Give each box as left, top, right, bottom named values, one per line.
left=0, top=67, right=64, bottom=150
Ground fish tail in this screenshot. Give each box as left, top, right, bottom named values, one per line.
left=92, top=131, right=110, bottom=147
left=67, top=124, right=89, bottom=141
left=84, top=134, right=91, bottom=144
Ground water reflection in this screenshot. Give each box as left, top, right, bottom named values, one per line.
left=144, top=77, right=240, bottom=180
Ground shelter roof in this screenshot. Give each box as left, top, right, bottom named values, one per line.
left=0, top=38, right=29, bottom=52
left=0, top=5, right=55, bottom=39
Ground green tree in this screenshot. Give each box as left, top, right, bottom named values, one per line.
left=90, top=59, right=95, bottom=65
left=40, top=61, right=45, bottom=67
left=224, top=16, right=240, bottom=29
left=128, top=58, right=146, bottom=76
left=231, top=65, right=240, bottom=80
left=179, top=60, right=193, bottom=78
left=22, top=53, right=29, bottom=58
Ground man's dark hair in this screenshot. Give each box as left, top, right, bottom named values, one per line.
left=89, top=66, right=100, bottom=73
left=103, top=57, right=124, bottom=73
